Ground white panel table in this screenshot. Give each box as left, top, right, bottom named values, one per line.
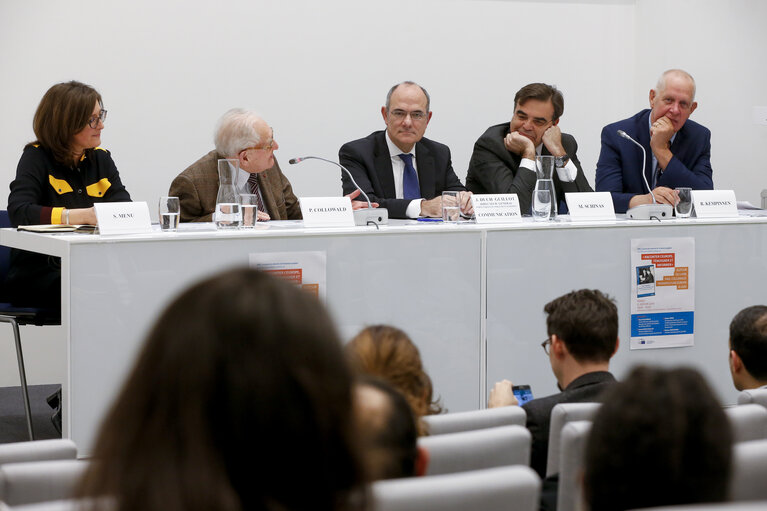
left=1, top=221, right=483, bottom=454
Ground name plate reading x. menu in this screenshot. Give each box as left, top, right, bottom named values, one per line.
left=94, top=202, right=152, bottom=235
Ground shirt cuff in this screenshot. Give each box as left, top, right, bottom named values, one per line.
left=519, top=158, right=536, bottom=173
left=51, top=207, right=64, bottom=224
left=406, top=200, right=422, bottom=219
left=556, top=160, right=577, bottom=182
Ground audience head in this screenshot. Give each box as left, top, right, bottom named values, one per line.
left=353, top=376, right=428, bottom=480
left=77, top=268, right=366, bottom=511
left=214, top=108, right=277, bottom=173
left=346, top=325, right=441, bottom=435
left=583, top=365, right=732, bottom=511
left=381, top=81, right=432, bottom=153
left=31, top=80, right=105, bottom=166
left=510, top=83, right=563, bottom=147
left=649, top=69, right=697, bottom=132
left=729, top=305, right=767, bottom=390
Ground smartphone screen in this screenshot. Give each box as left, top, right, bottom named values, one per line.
left=512, top=385, right=534, bottom=405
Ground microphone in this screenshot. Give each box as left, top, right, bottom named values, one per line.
left=616, top=130, right=672, bottom=220
left=289, top=156, right=388, bottom=226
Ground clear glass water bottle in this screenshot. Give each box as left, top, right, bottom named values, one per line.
left=215, top=159, right=242, bottom=229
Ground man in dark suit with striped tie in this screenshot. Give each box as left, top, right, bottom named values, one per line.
left=339, top=81, right=472, bottom=219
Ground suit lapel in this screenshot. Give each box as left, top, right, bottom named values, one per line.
left=374, top=132, right=397, bottom=199
left=415, top=142, right=436, bottom=198
left=257, top=168, right=277, bottom=219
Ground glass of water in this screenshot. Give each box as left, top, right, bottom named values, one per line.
left=159, top=196, right=180, bottom=231
left=240, top=194, right=258, bottom=228
left=675, top=187, right=693, bottom=218
left=442, top=191, right=461, bottom=223
left=532, top=189, right=552, bottom=221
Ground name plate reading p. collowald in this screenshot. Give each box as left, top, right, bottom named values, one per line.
left=471, top=194, right=522, bottom=224
left=94, top=202, right=152, bottom=235
left=692, top=190, right=738, bottom=218
left=565, top=192, right=616, bottom=221
left=299, top=197, right=355, bottom=227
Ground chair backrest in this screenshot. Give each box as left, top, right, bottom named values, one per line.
left=422, top=406, right=526, bottom=435
left=724, top=404, right=767, bottom=443
left=417, top=425, right=531, bottom=476
left=371, top=465, right=541, bottom=511
left=730, top=438, right=767, bottom=502
left=1, top=210, right=12, bottom=285
left=557, top=420, right=592, bottom=511
left=0, top=460, right=88, bottom=506
left=546, top=402, right=601, bottom=477
left=0, top=440, right=77, bottom=466
left=737, top=388, right=767, bottom=408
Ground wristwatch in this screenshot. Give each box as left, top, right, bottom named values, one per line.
left=554, top=155, right=569, bottom=168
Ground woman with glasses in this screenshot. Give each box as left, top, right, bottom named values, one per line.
left=5, top=80, right=131, bottom=310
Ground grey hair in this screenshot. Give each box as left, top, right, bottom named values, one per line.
left=385, top=81, right=431, bottom=113
left=655, top=69, right=696, bottom=101
left=214, top=108, right=263, bottom=157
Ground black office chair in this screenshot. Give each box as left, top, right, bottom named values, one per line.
left=0, top=210, right=60, bottom=440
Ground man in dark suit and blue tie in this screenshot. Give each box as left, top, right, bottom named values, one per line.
left=596, top=69, right=713, bottom=213
left=339, top=81, right=472, bottom=219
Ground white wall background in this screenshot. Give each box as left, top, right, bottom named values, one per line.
left=1, top=0, right=765, bottom=388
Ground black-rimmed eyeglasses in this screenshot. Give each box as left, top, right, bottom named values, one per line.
left=88, top=109, right=107, bottom=129
left=541, top=337, right=552, bottom=355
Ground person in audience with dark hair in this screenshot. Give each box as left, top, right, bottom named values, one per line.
left=75, top=268, right=367, bottom=511
left=354, top=376, right=429, bottom=481
left=583, top=366, right=732, bottom=511
left=346, top=325, right=442, bottom=436
left=729, top=305, right=767, bottom=390
left=488, top=289, right=619, bottom=478
left=6, top=80, right=131, bottom=311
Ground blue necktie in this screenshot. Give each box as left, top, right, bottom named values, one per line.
left=398, top=153, right=420, bottom=200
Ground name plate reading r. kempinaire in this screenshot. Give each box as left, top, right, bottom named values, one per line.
left=471, top=194, right=522, bottom=224
left=94, top=201, right=152, bottom=235
left=299, top=197, right=355, bottom=227
left=691, top=190, right=738, bottom=218
left=565, top=192, right=616, bottom=221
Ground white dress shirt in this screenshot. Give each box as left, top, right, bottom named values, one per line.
left=385, top=131, right=423, bottom=218
left=519, top=144, right=578, bottom=182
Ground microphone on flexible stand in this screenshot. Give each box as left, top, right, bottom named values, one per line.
left=617, top=130, right=673, bottom=220
left=289, top=156, right=388, bottom=226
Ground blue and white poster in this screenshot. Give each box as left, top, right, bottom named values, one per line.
left=630, top=237, right=695, bottom=350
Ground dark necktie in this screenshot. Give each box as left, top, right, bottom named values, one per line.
left=652, top=163, right=662, bottom=190
left=247, top=173, right=267, bottom=218
left=398, top=153, right=420, bottom=200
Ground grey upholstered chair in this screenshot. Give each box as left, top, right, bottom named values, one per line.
left=556, top=420, right=592, bottom=511
left=724, top=404, right=767, bottom=443
left=417, top=425, right=531, bottom=476
left=0, top=440, right=77, bottom=466
left=730, top=438, right=767, bottom=501
left=422, top=406, right=526, bottom=435
left=546, top=402, right=601, bottom=477
left=737, top=388, right=767, bottom=407
left=0, top=460, right=87, bottom=506
left=371, top=465, right=541, bottom=511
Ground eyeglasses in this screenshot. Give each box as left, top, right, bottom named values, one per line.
left=88, top=109, right=107, bottom=129
left=388, top=109, right=428, bottom=122
left=541, top=337, right=552, bottom=355
left=241, top=128, right=275, bottom=152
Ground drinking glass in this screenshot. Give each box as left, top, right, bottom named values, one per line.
left=442, top=191, right=461, bottom=223
left=240, top=194, right=259, bottom=228
left=159, top=196, right=180, bottom=231
left=675, top=187, right=692, bottom=218
left=532, top=189, right=552, bottom=221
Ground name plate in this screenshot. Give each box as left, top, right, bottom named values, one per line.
left=299, top=197, right=355, bottom=227
left=471, top=194, right=522, bottom=224
left=94, top=201, right=152, bottom=235
left=565, top=192, right=616, bottom=220
left=692, top=190, right=738, bottom=218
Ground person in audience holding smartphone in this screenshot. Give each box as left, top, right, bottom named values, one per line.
left=728, top=305, right=767, bottom=391
left=595, top=69, right=713, bottom=213
left=75, top=268, right=368, bottom=511
left=5, top=80, right=131, bottom=311
left=583, top=366, right=732, bottom=511
left=488, top=289, right=618, bottom=478
left=465, top=83, right=593, bottom=215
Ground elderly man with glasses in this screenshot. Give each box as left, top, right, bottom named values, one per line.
left=488, top=289, right=619, bottom=479
left=339, top=81, right=472, bottom=219
left=170, top=108, right=301, bottom=222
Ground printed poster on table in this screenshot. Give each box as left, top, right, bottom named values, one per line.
left=630, top=237, right=695, bottom=350
left=249, top=251, right=327, bottom=301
